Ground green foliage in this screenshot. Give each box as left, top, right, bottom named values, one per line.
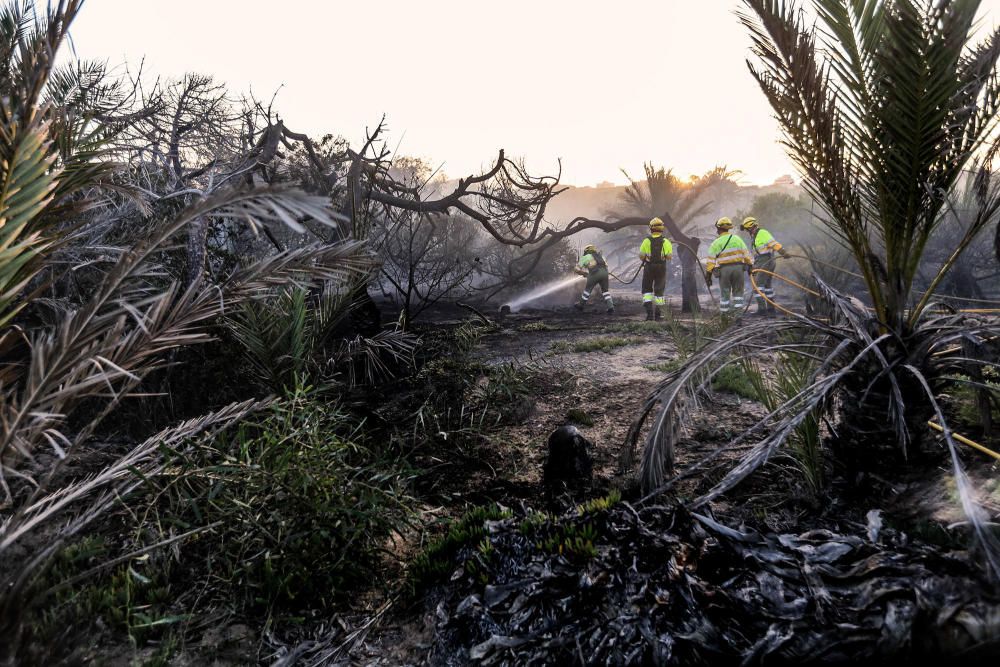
left=607, top=321, right=670, bottom=335
left=520, top=491, right=621, bottom=563
left=950, top=367, right=1000, bottom=429
left=519, top=321, right=558, bottom=332
left=535, top=522, right=599, bottom=561
left=711, top=362, right=761, bottom=401
left=741, top=0, right=1000, bottom=331
left=646, top=360, right=683, bottom=374
left=28, top=537, right=183, bottom=658
left=740, top=351, right=825, bottom=497
left=0, top=0, right=122, bottom=329
left=517, top=509, right=551, bottom=535
left=663, top=310, right=723, bottom=360
left=147, top=386, right=414, bottom=611
left=473, top=361, right=535, bottom=406
left=228, top=287, right=416, bottom=392
left=408, top=504, right=511, bottom=594
left=453, top=320, right=488, bottom=355
left=566, top=408, right=594, bottom=426
left=227, top=287, right=345, bottom=390
left=575, top=489, right=622, bottom=515
left=550, top=336, right=642, bottom=354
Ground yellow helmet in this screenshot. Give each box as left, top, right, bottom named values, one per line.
left=741, top=216, right=758, bottom=230
left=583, top=244, right=597, bottom=254
left=716, top=216, right=734, bottom=230
left=649, top=217, right=665, bottom=231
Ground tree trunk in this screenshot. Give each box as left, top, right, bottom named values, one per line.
left=679, top=244, right=701, bottom=313
left=658, top=211, right=701, bottom=313
left=946, top=260, right=985, bottom=300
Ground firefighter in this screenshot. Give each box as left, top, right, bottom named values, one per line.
left=574, top=243, right=614, bottom=313
left=705, top=217, right=752, bottom=315
left=741, top=216, right=788, bottom=316
left=639, top=217, right=673, bottom=321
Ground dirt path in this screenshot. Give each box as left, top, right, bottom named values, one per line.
left=474, top=299, right=675, bottom=489
left=353, top=298, right=1000, bottom=665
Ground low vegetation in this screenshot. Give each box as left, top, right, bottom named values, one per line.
left=550, top=335, right=643, bottom=354
left=3, top=0, right=1000, bottom=663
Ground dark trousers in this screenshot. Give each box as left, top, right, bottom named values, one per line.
left=641, top=263, right=666, bottom=307
left=752, top=254, right=776, bottom=310
left=580, top=268, right=612, bottom=307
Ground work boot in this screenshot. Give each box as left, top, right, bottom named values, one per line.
left=606, top=307, right=615, bottom=315
left=654, top=307, right=663, bottom=321
left=643, top=302, right=653, bottom=321
left=573, top=302, right=584, bottom=312
left=767, top=303, right=777, bottom=318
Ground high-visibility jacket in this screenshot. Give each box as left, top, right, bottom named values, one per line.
left=639, top=234, right=673, bottom=264
left=750, top=228, right=783, bottom=256
left=706, top=233, right=751, bottom=272
left=578, top=251, right=608, bottom=274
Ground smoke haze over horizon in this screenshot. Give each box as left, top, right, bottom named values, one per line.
left=65, top=0, right=1000, bottom=187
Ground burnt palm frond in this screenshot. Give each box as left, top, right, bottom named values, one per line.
left=630, top=280, right=1000, bottom=574
left=0, top=398, right=271, bottom=617
left=0, top=187, right=353, bottom=500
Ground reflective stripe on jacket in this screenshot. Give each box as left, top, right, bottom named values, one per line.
left=751, top=228, right=783, bottom=255
left=706, top=233, right=751, bottom=272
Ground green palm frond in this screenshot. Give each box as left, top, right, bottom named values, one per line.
left=0, top=118, right=59, bottom=327
left=739, top=0, right=1000, bottom=329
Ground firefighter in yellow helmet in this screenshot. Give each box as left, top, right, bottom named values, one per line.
left=639, top=218, right=673, bottom=321
left=573, top=243, right=614, bottom=314
left=741, top=216, right=789, bottom=317
left=705, top=217, right=752, bottom=315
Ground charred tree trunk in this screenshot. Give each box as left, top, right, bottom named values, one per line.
left=945, top=259, right=985, bottom=300
left=659, top=211, right=700, bottom=313
left=679, top=243, right=701, bottom=314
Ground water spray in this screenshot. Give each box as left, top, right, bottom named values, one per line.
left=502, top=275, right=582, bottom=312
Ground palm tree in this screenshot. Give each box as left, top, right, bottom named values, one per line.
left=743, top=0, right=1000, bottom=331
left=626, top=0, right=1000, bottom=576
left=606, top=164, right=737, bottom=312
left=0, top=2, right=378, bottom=647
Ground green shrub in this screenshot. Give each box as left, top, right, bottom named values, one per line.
left=550, top=336, right=642, bottom=354
left=740, top=350, right=825, bottom=498
left=228, top=287, right=416, bottom=392
left=646, top=360, right=682, bottom=374
left=711, top=363, right=761, bottom=400
left=520, top=321, right=558, bottom=332
left=520, top=491, right=622, bottom=563
left=566, top=408, right=594, bottom=426
left=408, top=504, right=511, bottom=594
left=149, top=385, right=414, bottom=611
left=473, top=361, right=535, bottom=406
left=23, top=537, right=184, bottom=661
left=950, top=367, right=1000, bottom=429
left=607, top=321, right=668, bottom=335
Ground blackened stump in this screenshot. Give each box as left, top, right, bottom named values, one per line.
left=543, top=425, right=593, bottom=487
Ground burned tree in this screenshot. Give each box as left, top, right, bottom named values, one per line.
left=341, top=127, right=715, bottom=300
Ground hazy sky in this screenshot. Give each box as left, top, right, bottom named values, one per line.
left=67, top=0, right=1000, bottom=186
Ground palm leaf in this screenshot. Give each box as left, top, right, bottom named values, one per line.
left=0, top=119, right=59, bottom=326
